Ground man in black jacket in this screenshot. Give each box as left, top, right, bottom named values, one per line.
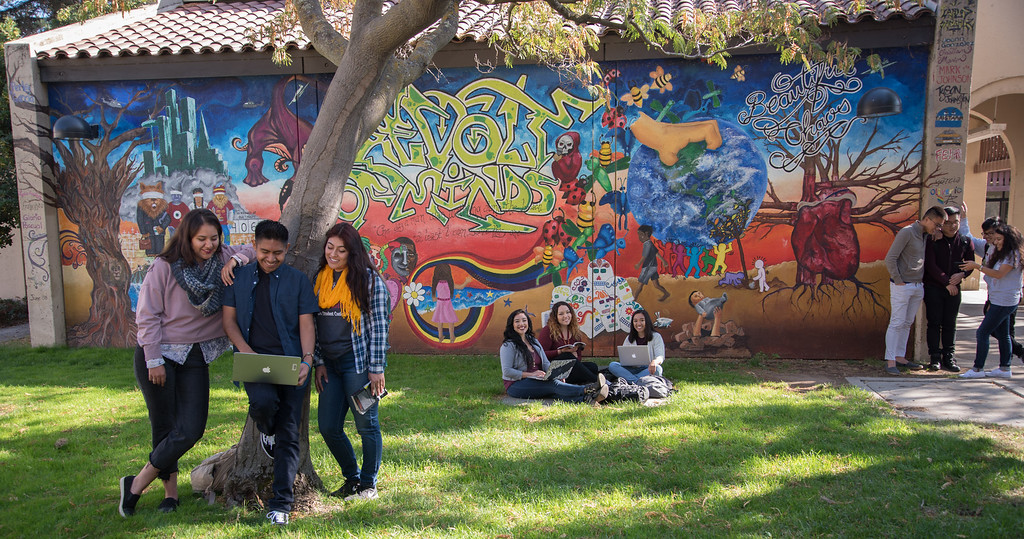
left=923, top=206, right=974, bottom=371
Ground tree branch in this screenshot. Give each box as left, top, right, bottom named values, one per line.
left=293, top=0, right=348, bottom=65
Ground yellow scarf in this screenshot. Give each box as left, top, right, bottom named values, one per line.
left=314, top=266, right=362, bottom=334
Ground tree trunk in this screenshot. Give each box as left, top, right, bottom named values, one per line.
left=735, top=236, right=748, bottom=283
left=217, top=388, right=322, bottom=509
left=281, top=46, right=392, bottom=274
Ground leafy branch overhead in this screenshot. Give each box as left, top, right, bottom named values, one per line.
left=269, top=0, right=886, bottom=81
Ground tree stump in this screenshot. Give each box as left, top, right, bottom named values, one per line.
left=192, top=389, right=322, bottom=510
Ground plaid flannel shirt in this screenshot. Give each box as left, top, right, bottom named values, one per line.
left=313, top=269, right=390, bottom=373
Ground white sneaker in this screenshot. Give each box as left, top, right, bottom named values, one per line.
left=959, top=369, right=987, bottom=379
left=260, top=432, right=275, bottom=460
left=986, top=368, right=1012, bottom=378
left=266, top=510, right=289, bottom=525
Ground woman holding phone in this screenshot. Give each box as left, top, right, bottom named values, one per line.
left=312, top=223, right=391, bottom=501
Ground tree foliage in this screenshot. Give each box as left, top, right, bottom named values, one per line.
left=0, top=15, right=20, bottom=249
left=0, top=1, right=151, bottom=249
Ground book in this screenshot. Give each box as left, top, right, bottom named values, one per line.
left=351, top=382, right=388, bottom=415
left=543, top=358, right=576, bottom=381
left=557, top=341, right=586, bottom=352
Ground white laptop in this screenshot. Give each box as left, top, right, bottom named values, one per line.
left=232, top=352, right=301, bottom=385
left=617, top=345, right=652, bottom=366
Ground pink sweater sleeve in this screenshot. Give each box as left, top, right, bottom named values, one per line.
left=222, top=243, right=255, bottom=265
left=136, top=258, right=171, bottom=361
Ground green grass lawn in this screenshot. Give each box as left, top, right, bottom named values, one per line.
left=1, top=346, right=1022, bottom=538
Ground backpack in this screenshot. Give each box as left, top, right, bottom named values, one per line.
left=636, top=375, right=673, bottom=399
left=605, top=378, right=649, bottom=403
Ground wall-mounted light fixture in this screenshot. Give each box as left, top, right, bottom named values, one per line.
left=856, top=87, right=902, bottom=118
left=52, top=115, right=100, bottom=140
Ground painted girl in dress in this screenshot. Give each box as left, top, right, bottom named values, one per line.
left=431, top=263, right=458, bottom=342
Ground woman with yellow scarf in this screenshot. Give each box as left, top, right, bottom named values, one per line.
left=312, top=223, right=391, bottom=501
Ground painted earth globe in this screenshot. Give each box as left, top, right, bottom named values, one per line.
left=627, top=119, right=768, bottom=246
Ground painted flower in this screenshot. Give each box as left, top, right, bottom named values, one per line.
left=402, top=282, right=425, bottom=307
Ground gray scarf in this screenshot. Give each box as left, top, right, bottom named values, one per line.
left=170, top=256, right=225, bottom=316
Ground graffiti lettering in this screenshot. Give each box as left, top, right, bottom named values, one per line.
left=26, top=229, right=50, bottom=286
left=938, top=36, right=973, bottom=50
left=9, top=82, right=35, bottom=104
left=939, top=8, right=975, bottom=34
left=936, top=50, right=971, bottom=65
left=738, top=62, right=862, bottom=172
left=341, top=75, right=599, bottom=231
left=936, top=85, right=970, bottom=106
left=935, top=147, right=964, bottom=162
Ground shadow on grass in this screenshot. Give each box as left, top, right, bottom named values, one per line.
left=2, top=351, right=1022, bottom=537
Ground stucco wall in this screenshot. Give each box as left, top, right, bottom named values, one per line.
left=0, top=229, right=27, bottom=299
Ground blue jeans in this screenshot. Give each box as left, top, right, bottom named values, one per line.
left=506, top=378, right=587, bottom=402
left=974, top=303, right=1017, bottom=370
left=245, top=378, right=309, bottom=513
left=608, top=361, right=662, bottom=382
left=133, top=345, right=208, bottom=481
left=318, top=350, right=382, bottom=487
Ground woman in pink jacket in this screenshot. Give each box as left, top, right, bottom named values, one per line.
left=118, top=209, right=253, bottom=517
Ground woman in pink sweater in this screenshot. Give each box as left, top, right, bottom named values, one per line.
left=118, top=209, right=253, bottom=518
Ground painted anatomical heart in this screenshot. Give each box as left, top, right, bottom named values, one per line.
left=791, top=191, right=860, bottom=285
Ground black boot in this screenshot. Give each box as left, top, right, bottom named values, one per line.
left=928, top=354, right=942, bottom=371
left=941, top=351, right=960, bottom=373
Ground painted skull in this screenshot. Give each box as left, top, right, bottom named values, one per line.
left=555, top=134, right=575, bottom=156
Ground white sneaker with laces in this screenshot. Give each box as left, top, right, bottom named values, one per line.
left=986, top=368, right=1012, bottom=378
left=959, top=369, right=987, bottom=379
left=344, top=485, right=378, bottom=500
left=267, top=510, right=289, bottom=525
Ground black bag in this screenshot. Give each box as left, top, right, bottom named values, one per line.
left=604, top=378, right=649, bottom=403
left=636, top=374, right=673, bottom=399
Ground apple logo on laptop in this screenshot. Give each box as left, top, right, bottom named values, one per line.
left=262, top=367, right=271, bottom=373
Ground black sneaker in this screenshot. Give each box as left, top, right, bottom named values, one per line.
left=941, top=355, right=961, bottom=373
left=583, top=374, right=609, bottom=403
left=157, top=497, right=179, bottom=513
left=118, top=475, right=140, bottom=517
left=260, top=432, right=275, bottom=460
left=330, top=478, right=361, bottom=498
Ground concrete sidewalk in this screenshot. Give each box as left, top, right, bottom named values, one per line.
left=849, top=289, right=1024, bottom=427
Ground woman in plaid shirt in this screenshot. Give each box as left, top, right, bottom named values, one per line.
left=312, top=223, right=391, bottom=501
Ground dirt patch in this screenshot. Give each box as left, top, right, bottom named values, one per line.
left=710, top=357, right=892, bottom=390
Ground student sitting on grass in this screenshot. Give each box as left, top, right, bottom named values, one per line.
left=500, top=309, right=607, bottom=404
left=607, top=309, right=665, bottom=383
left=535, top=301, right=600, bottom=385
left=222, top=220, right=319, bottom=526
left=120, top=209, right=252, bottom=518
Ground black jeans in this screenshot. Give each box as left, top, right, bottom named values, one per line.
left=923, top=284, right=962, bottom=357
left=245, top=380, right=309, bottom=513
left=133, top=345, right=209, bottom=480
left=564, top=359, right=600, bottom=384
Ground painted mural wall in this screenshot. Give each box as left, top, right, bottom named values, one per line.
left=47, top=46, right=931, bottom=359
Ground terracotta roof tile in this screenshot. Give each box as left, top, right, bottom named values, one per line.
left=37, top=0, right=936, bottom=60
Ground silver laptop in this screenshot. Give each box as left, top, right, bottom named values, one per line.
left=232, top=352, right=301, bottom=385
left=617, top=345, right=652, bottom=366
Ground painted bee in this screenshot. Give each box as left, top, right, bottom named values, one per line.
left=649, top=66, right=673, bottom=93
left=599, top=140, right=613, bottom=166
left=620, top=82, right=649, bottom=108
left=577, top=194, right=596, bottom=230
